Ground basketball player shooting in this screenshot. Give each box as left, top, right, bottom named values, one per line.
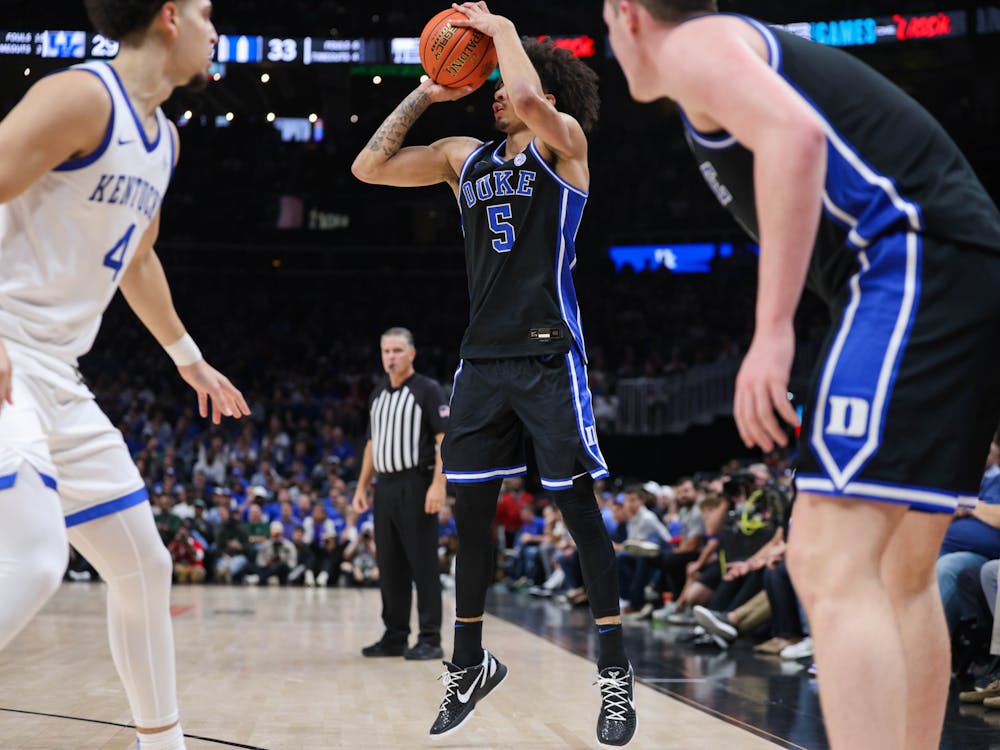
left=0, top=2, right=249, bottom=749
left=352, top=2, right=637, bottom=746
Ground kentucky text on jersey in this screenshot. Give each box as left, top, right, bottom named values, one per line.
left=460, top=169, right=536, bottom=208
left=88, top=173, right=163, bottom=220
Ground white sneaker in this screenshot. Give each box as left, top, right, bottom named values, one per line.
left=780, top=636, right=814, bottom=660
left=623, top=540, right=660, bottom=558
left=244, top=574, right=260, bottom=585
left=651, top=602, right=679, bottom=622
left=305, top=569, right=316, bottom=587
left=542, top=567, right=565, bottom=591
left=316, top=570, right=329, bottom=587
left=623, top=603, right=655, bottom=622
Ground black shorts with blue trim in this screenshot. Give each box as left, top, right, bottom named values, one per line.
left=441, top=352, right=610, bottom=491
left=796, top=232, right=1000, bottom=513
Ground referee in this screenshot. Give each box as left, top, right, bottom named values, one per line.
left=353, top=327, right=449, bottom=660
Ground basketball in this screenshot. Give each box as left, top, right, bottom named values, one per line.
left=419, top=9, right=498, bottom=89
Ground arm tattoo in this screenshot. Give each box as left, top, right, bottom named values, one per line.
left=366, top=89, right=432, bottom=157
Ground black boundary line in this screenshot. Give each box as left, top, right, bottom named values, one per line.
left=486, top=603, right=809, bottom=750
left=0, top=707, right=270, bottom=750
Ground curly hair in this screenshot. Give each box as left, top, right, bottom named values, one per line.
left=84, top=0, right=168, bottom=41
left=632, top=0, right=718, bottom=23
left=521, top=37, right=601, bottom=134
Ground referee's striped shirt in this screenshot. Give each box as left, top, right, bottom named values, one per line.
left=366, top=373, right=449, bottom=474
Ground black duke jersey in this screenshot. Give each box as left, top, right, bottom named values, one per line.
left=680, top=16, right=1000, bottom=305
left=456, top=139, right=589, bottom=360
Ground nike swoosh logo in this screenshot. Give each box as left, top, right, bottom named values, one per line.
left=455, top=666, right=487, bottom=704
left=118, top=137, right=135, bottom=146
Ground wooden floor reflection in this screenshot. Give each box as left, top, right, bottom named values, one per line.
left=0, top=584, right=784, bottom=750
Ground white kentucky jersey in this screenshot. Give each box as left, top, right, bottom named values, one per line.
left=0, top=61, right=174, bottom=365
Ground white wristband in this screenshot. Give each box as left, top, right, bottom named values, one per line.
left=164, top=333, right=202, bottom=367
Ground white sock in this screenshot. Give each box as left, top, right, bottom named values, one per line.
left=136, top=722, right=185, bottom=750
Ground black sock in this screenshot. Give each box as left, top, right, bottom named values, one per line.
left=452, top=620, right=484, bottom=667
left=596, top=623, right=628, bottom=671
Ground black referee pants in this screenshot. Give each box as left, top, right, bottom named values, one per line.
left=374, top=470, right=442, bottom=647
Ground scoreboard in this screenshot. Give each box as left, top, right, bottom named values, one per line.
left=0, top=30, right=121, bottom=59
left=0, top=9, right=995, bottom=64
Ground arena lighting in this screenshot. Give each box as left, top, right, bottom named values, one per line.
left=349, top=114, right=359, bottom=123
left=893, top=12, right=954, bottom=40
left=266, top=112, right=276, bottom=122
left=22, top=67, right=29, bottom=76
left=774, top=9, right=966, bottom=47
left=260, top=72, right=270, bottom=83
left=608, top=242, right=758, bottom=274
left=539, top=35, right=596, bottom=58
left=183, top=110, right=192, bottom=119
left=372, top=75, right=382, bottom=84
left=225, top=112, right=234, bottom=122
left=308, top=113, right=318, bottom=123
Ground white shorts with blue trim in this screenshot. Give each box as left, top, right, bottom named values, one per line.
left=0, top=342, right=148, bottom=526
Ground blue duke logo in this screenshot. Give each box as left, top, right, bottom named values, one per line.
left=825, top=395, right=870, bottom=438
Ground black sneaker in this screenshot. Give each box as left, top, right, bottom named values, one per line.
left=361, top=638, right=406, bottom=657
left=595, top=664, right=637, bottom=747
left=405, top=642, right=444, bottom=661
left=429, top=650, right=507, bottom=738
left=692, top=606, right=738, bottom=642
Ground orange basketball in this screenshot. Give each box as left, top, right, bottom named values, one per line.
left=419, top=9, right=498, bottom=89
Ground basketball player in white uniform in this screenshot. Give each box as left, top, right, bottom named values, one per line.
left=0, top=2, right=249, bottom=749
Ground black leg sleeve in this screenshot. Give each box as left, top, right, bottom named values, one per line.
left=453, top=479, right=503, bottom=619
left=550, top=474, right=621, bottom=620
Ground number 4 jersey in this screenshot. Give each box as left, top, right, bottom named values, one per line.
left=456, top=139, right=589, bottom=361
left=0, top=61, right=173, bottom=366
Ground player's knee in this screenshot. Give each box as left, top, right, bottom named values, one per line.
left=785, top=536, right=825, bottom=605
left=143, top=541, right=173, bottom=587
left=31, top=540, right=69, bottom=601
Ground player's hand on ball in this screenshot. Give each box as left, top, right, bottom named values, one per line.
left=420, top=78, right=479, bottom=103
left=450, top=2, right=512, bottom=38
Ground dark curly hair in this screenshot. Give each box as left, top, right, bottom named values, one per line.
left=521, top=37, right=600, bottom=134
left=84, top=0, right=168, bottom=41
left=632, top=0, right=718, bottom=23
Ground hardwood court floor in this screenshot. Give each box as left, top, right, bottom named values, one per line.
left=0, top=583, right=783, bottom=750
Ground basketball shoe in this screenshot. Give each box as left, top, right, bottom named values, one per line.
left=595, top=663, right=637, bottom=746
left=429, top=650, right=507, bottom=738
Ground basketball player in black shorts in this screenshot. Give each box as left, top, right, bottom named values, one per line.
left=352, top=2, right=636, bottom=745
left=604, top=2, right=1000, bottom=749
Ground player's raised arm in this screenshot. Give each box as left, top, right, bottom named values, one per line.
left=0, top=72, right=109, bottom=204
left=450, top=2, right=586, bottom=161
left=351, top=81, right=482, bottom=190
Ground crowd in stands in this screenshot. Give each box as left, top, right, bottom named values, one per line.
left=495, top=431, right=1000, bottom=687
left=67, top=301, right=1000, bottom=700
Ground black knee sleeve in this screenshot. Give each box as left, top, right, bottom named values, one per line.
left=452, top=479, right=503, bottom=619
left=551, top=475, right=620, bottom=619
